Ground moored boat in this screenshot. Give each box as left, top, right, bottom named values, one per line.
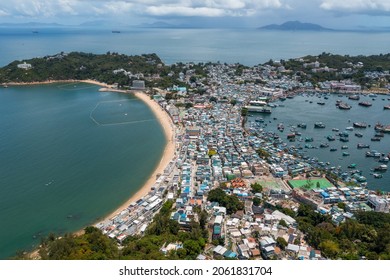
left=348, top=95, right=360, bottom=100
left=373, top=165, right=388, bottom=172
left=357, top=143, right=370, bottom=149
left=337, top=102, right=352, bottom=110
left=353, top=122, right=367, bottom=128
left=358, top=101, right=372, bottom=107
left=314, top=122, right=325, bottom=128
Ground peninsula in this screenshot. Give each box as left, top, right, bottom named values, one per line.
left=4, top=52, right=390, bottom=261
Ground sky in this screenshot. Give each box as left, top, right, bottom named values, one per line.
left=0, top=0, right=389, bottom=29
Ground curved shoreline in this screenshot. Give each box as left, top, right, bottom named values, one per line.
left=98, top=90, right=175, bottom=223
left=8, top=80, right=175, bottom=249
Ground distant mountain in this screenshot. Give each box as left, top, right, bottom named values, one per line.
left=0, top=22, right=63, bottom=27
left=259, top=21, right=333, bottom=31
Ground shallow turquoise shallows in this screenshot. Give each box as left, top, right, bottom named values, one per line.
left=0, top=83, right=166, bottom=259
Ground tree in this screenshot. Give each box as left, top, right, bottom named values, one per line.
left=276, top=237, right=288, bottom=250
left=251, top=182, right=263, bottom=193
left=319, top=240, right=340, bottom=259
left=253, top=197, right=261, bottom=206
left=279, top=219, right=288, bottom=228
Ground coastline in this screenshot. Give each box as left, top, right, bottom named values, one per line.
left=97, top=90, right=176, bottom=223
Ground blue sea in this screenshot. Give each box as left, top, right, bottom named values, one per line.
left=0, top=27, right=389, bottom=259
left=0, top=27, right=389, bottom=66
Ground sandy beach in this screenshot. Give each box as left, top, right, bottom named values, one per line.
left=99, top=90, right=176, bottom=222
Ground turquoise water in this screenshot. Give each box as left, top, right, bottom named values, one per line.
left=0, top=84, right=166, bottom=259
left=0, top=27, right=389, bottom=66
left=249, top=93, right=390, bottom=191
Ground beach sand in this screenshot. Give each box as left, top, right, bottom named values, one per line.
left=98, top=90, right=176, bottom=222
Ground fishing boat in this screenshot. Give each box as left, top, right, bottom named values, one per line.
left=355, top=132, right=363, bottom=137
left=341, top=145, right=348, bottom=149
left=320, top=143, right=329, bottom=148
left=314, top=122, right=326, bottom=128
left=371, top=137, right=381, bottom=142
left=346, top=126, right=354, bottom=131
left=384, top=105, right=390, bottom=110
left=348, top=95, right=360, bottom=100
left=348, top=163, right=357, bottom=169
left=378, top=157, right=389, bottom=163
left=373, top=173, right=383, bottom=178
left=337, top=102, right=352, bottom=110
left=317, top=101, right=325, bottom=105
left=332, top=128, right=339, bottom=132
left=327, top=135, right=336, bottom=141
left=342, top=152, right=350, bottom=156
left=353, top=122, right=367, bottom=128
left=358, top=101, right=372, bottom=107
left=373, top=165, right=388, bottom=172
left=330, top=148, right=337, bottom=152
left=297, top=123, right=307, bottom=129
left=357, top=143, right=370, bottom=149
left=366, top=150, right=381, bottom=157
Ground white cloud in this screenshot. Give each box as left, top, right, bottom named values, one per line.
left=146, top=6, right=225, bottom=17
left=320, top=0, right=390, bottom=13
left=0, top=9, right=9, bottom=16
left=0, top=0, right=287, bottom=19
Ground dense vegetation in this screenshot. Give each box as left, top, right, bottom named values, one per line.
left=295, top=204, right=390, bottom=259
left=20, top=201, right=208, bottom=260
left=0, top=52, right=163, bottom=86
left=207, top=188, right=244, bottom=215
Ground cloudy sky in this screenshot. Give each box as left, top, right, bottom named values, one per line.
left=0, top=0, right=389, bottom=29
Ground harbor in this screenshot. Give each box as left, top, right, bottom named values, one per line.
left=247, top=92, right=390, bottom=190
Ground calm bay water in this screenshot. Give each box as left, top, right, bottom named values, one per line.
left=0, top=84, right=165, bottom=259
left=249, top=93, right=390, bottom=191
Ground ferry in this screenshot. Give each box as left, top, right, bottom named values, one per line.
left=245, top=101, right=272, bottom=114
